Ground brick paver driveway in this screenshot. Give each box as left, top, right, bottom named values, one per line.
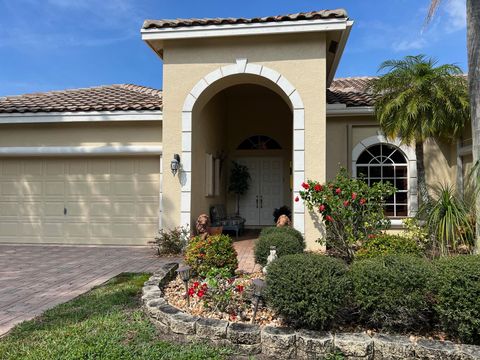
left=0, top=244, right=174, bottom=336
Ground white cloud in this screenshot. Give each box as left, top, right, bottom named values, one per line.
left=444, top=0, right=466, bottom=32
left=392, top=38, right=427, bottom=52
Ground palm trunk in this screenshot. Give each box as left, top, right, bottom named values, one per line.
left=415, top=141, right=430, bottom=206
left=467, top=0, right=480, bottom=253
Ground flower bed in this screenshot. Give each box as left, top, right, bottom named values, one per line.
left=163, top=272, right=280, bottom=326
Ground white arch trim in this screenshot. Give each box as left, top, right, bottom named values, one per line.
left=180, top=59, right=306, bottom=233
left=351, top=134, right=418, bottom=218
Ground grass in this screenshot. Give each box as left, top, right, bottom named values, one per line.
left=0, top=273, right=231, bottom=360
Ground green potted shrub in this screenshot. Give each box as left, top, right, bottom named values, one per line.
left=228, top=161, right=251, bottom=216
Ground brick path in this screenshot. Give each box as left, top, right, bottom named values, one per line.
left=0, top=244, right=174, bottom=337
left=0, top=237, right=259, bottom=337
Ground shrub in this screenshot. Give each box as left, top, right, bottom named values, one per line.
left=355, top=233, right=422, bottom=260
left=264, top=253, right=351, bottom=330
left=299, top=168, right=395, bottom=262
left=150, top=226, right=189, bottom=255
left=432, top=255, right=480, bottom=344
left=419, top=184, right=474, bottom=256
left=254, top=228, right=305, bottom=266
left=184, top=234, right=238, bottom=277
left=350, top=255, right=433, bottom=331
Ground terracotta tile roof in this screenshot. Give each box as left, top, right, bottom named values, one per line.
left=143, top=9, right=348, bottom=30
left=0, top=84, right=163, bottom=114
left=328, top=77, right=375, bottom=107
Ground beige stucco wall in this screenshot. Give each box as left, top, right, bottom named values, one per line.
left=0, top=122, right=162, bottom=147
left=161, top=33, right=326, bottom=249
left=326, top=115, right=458, bottom=191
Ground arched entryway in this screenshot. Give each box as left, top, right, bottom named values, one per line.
left=180, top=60, right=305, bottom=233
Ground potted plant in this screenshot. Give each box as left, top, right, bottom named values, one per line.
left=228, top=161, right=251, bottom=216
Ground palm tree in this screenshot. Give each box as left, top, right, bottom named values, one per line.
left=426, top=0, right=480, bottom=253
left=369, top=55, right=470, bottom=206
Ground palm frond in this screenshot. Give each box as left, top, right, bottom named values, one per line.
left=425, top=0, right=442, bottom=26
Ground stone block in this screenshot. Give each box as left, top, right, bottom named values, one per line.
left=415, top=339, right=460, bottom=360
left=457, top=344, right=480, bottom=360
left=227, top=323, right=261, bottom=345
left=334, top=333, right=374, bottom=359
left=296, top=330, right=334, bottom=358
left=142, top=285, right=159, bottom=296
left=261, top=326, right=296, bottom=359
left=196, top=318, right=229, bottom=340
left=372, top=334, right=415, bottom=360
left=229, top=343, right=262, bottom=356
left=155, top=303, right=181, bottom=327
left=169, top=313, right=198, bottom=335
left=141, top=289, right=162, bottom=302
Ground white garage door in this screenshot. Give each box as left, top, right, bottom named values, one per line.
left=0, top=157, right=160, bottom=245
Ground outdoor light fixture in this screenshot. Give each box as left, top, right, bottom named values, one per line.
left=176, top=265, right=192, bottom=306
left=251, top=278, right=266, bottom=324
left=170, top=154, right=181, bottom=176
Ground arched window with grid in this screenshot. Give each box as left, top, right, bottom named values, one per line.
left=355, top=143, right=408, bottom=217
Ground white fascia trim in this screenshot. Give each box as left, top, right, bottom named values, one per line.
left=327, top=105, right=374, bottom=117
left=327, top=20, right=353, bottom=87
left=0, top=110, right=163, bottom=124
left=458, top=145, right=473, bottom=156
left=0, top=145, right=163, bottom=156
left=141, top=18, right=349, bottom=42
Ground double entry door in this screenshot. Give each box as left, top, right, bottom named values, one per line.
left=237, top=157, right=283, bottom=226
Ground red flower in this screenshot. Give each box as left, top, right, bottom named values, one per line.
left=197, top=290, right=205, bottom=298
left=351, top=192, right=357, bottom=200
left=343, top=200, right=349, bottom=207
left=188, top=287, right=195, bottom=297
left=302, top=182, right=310, bottom=190
left=230, top=312, right=237, bottom=321
left=314, top=184, right=322, bottom=192
left=319, top=204, right=325, bottom=212
left=360, top=198, right=367, bottom=205
left=335, top=188, right=342, bottom=195
left=295, top=196, right=299, bottom=202
left=236, top=285, right=244, bottom=293
left=325, top=215, right=334, bottom=222
left=193, top=281, right=200, bottom=289
left=201, top=283, right=208, bottom=290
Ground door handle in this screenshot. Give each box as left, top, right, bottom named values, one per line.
left=256, top=195, right=259, bottom=208
left=260, top=196, right=263, bottom=208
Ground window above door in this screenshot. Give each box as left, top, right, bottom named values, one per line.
left=237, top=135, right=282, bottom=150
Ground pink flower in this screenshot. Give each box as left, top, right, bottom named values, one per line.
left=360, top=198, right=367, bottom=205
left=319, top=204, right=326, bottom=212
left=295, top=196, right=299, bottom=202
left=314, top=184, right=323, bottom=192
left=352, top=192, right=357, bottom=200
left=302, top=182, right=310, bottom=190
left=335, top=188, right=342, bottom=195
left=343, top=200, right=349, bottom=207
left=325, top=215, right=334, bottom=222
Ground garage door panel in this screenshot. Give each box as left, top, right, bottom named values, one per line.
left=0, top=157, right=160, bottom=245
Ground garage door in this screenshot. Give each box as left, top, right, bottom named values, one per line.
left=0, top=157, right=160, bottom=245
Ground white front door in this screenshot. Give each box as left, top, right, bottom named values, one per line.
left=237, top=157, right=284, bottom=226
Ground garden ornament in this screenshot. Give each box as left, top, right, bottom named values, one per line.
left=276, top=214, right=292, bottom=227
left=195, top=214, right=210, bottom=240
left=262, top=246, right=278, bottom=275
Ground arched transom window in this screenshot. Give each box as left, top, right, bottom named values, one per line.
left=356, top=143, right=408, bottom=217
left=237, top=135, right=282, bottom=150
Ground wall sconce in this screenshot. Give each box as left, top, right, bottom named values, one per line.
left=170, top=154, right=181, bottom=176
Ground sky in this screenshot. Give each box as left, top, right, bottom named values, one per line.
left=0, top=0, right=468, bottom=96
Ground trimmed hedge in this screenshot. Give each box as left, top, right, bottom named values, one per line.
left=432, top=255, right=480, bottom=344
left=254, top=228, right=305, bottom=266
left=264, top=253, right=351, bottom=330
left=350, top=255, right=433, bottom=331
left=184, top=234, right=238, bottom=277
left=355, top=234, right=422, bottom=260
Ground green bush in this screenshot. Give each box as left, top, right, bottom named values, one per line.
left=264, top=253, right=351, bottom=330
left=355, top=233, right=422, bottom=260
left=259, top=226, right=304, bottom=246
left=350, top=255, right=433, bottom=331
left=432, top=255, right=480, bottom=344
left=254, top=228, right=305, bottom=266
left=184, top=234, right=238, bottom=277
left=150, top=226, right=189, bottom=255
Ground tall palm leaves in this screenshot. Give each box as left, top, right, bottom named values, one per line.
left=426, top=0, right=480, bottom=254
left=369, top=55, right=470, bottom=205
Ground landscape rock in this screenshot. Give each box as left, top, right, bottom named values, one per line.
left=415, top=339, right=460, bottom=360
left=169, top=312, right=198, bottom=335
left=373, top=334, right=415, bottom=360
left=261, top=326, right=296, bottom=359
left=196, top=317, right=229, bottom=340
left=227, top=322, right=261, bottom=345
left=335, top=333, right=374, bottom=359
left=296, top=329, right=334, bottom=357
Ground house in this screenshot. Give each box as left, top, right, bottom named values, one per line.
left=0, top=9, right=473, bottom=249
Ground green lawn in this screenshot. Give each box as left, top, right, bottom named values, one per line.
left=0, top=273, right=231, bottom=360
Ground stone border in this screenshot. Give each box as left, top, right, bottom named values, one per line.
left=142, top=264, right=480, bottom=359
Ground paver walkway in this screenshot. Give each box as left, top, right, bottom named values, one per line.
left=0, top=236, right=260, bottom=337
left=0, top=244, right=174, bottom=337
